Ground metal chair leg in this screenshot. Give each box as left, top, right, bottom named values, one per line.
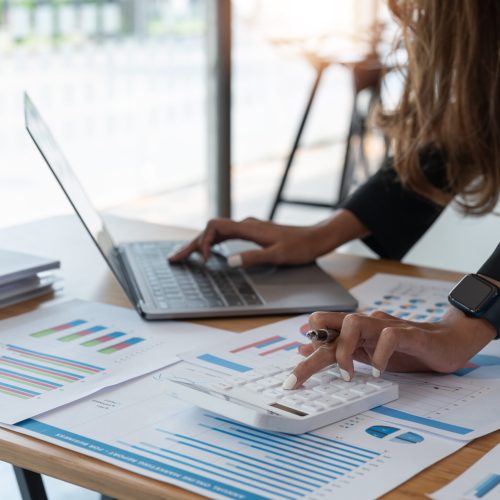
left=13, top=467, right=48, bottom=500
left=268, top=65, right=325, bottom=220
left=337, top=89, right=361, bottom=205
left=269, top=58, right=387, bottom=219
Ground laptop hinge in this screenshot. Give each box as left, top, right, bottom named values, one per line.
left=112, top=247, right=146, bottom=312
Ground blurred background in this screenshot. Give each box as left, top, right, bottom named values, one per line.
left=1, top=0, right=387, bottom=226
left=0, top=0, right=498, bottom=274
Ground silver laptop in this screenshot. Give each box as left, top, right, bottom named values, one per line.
left=24, top=93, right=357, bottom=319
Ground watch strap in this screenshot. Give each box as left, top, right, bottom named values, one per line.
left=483, top=292, right=500, bottom=340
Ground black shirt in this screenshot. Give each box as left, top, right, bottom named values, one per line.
left=342, top=155, right=500, bottom=281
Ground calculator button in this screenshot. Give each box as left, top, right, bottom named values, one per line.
left=273, top=372, right=290, bottom=382
left=310, top=373, right=335, bottom=384
left=240, top=372, right=264, bottom=382
left=244, top=383, right=266, bottom=392
left=258, top=366, right=282, bottom=377
left=299, top=402, right=326, bottom=413
left=263, top=388, right=285, bottom=399
left=209, top=382, right=233, bottom=391
left=330, top=380, right=352, bottom=390
left=302, top=380, right=320, bottom=389
left=259, top=378, right=282, bottom=388
left=280, top=398, right=303, bottom=408
left=312, top=385, right=332, bottom=395
left=366, top=379, right=393, bottom=389
left=269, top=376, right=286, bottom=386
left=330, top=391, right=360, bottom=402
left=282, top=395, right=305, bottom=405
left=350, top=385, right=377, bottom=395
left=326, top=367, right=341, bottom=377
left=231, top=377, right=247, bottom=386
left=297, top=390, right=320, bottom=400
left=321, top=397, right=342, bottom=408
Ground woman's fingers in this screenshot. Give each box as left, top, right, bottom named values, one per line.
left=232, top=247, right=278, bottom=268
left=285, top=310, right=440, bottom=389
left=335, top=314, right=370, bottom=381
left=370, top=327, right=405, bottom=376
left=282, top=312, right=347, bottom=389
left=294, top=311, right=346, bottom=367
left=286, top=344, right=337, bottom=389
left=287, top=308, right=447, bottom=391
left=168, top=219, right=246, bottom=262
left=298, top=343, right=314, bottom=357
left=306, top=310, right=424, bottom=381
left=308, top=311, right=347, bottom=331
left=168, top=217, right=278, bottom=263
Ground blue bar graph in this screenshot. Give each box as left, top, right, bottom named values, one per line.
left=371, top=406, right=474, bottom=435
left=197, top=354, right=252, bottom=373
left=156, top=427, right=339, bottom=482
left=127, top=442, right=299, bottom=499
left=255, top=337, right=286, bottom=349
left=17, top=420, right=264, bottom=500
left=468, top=473, right=500, bottom=498
left=197, top=414, right=382, bottom=481
left=16, top=410, right=384, bottom=500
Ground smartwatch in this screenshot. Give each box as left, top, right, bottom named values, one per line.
left=448, top=274, right=500, bottom=339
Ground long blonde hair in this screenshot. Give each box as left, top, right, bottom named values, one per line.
left=383, top=0, right=500, bottom=215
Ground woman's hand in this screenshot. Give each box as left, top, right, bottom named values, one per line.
left=168, top=210, right=370, bottom=268
left=285, top=307, right=497, bottom=389
left=169, top=217, right=328, bottom=268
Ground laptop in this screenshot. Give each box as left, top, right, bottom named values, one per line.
left=24, top=93, right=357, bottom=319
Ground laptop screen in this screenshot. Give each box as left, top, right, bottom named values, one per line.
left=24, top=92, right=132, bottom=301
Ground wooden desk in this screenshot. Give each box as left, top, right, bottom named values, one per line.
left=1, top=215, right=498, bottom=499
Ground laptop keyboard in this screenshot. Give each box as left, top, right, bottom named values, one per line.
left=131, top=242, right=263, bottom=309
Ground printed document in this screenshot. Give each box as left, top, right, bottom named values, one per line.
left=430, top=444, right=500, bottom=499
left=0, top=299, right=230, bottom=423
left=180, top=274, right=500, bottom=440
left=10, top=368, right=465, bottom=500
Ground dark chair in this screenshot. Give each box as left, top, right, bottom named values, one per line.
left=268, top=46, right=389, bottom=220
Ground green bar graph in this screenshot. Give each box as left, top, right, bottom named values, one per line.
left=59, top=326, right=106, bottom=343
left=31, top=320, right=87, bottom=338
left=81, top=332, right=125, bottom=347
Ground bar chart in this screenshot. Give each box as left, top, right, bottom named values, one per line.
left=99, top=338, right=145, bottom=355
left=0, top=344, right=105, bottom=400
left=81, top=332, right=126, bottom=347
left=13, top=369, right=466, bottom=500
left=58, top=326, right=107, bottom=343
left=28, top=319, right=145, bottom=355
left=351, top=274, right=453, bottom=323
left=31, top=319, right=87, bottom=338
left=467, top=474, right=500, bottom=498
left=185, top=327, right=306, bottom=375
left=454, top=354, right=500, bottom=378
left=117, top=412, right=383, bottom=500
left=0, top=299, right=192, bottom=424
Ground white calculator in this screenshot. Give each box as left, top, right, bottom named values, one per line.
left=162, top=359, right=399, bottom=434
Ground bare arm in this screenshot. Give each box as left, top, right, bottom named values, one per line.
left=284, top=274, right=500, bottom=389
left=169, top=209, right=370, bottom=267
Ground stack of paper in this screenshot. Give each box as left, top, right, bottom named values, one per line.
left=0, top=249, right=60, bottom=308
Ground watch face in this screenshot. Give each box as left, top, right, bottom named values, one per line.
left=451, top=275, right=497, bottom=313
